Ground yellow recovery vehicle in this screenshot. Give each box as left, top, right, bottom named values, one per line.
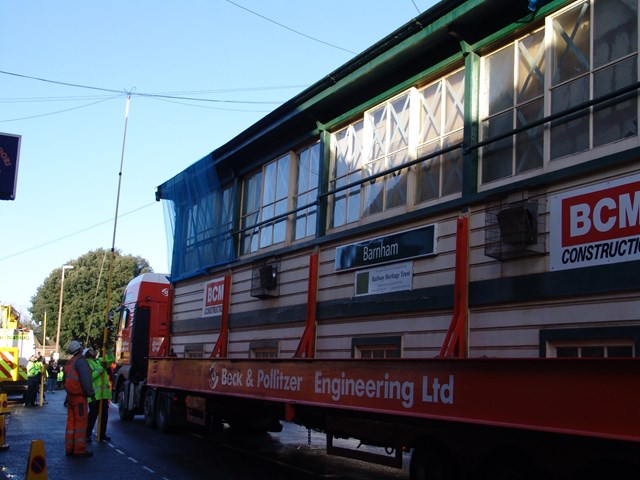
left=0, top=305, right=36, bottom=396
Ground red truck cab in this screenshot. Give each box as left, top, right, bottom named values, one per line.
left=113, top=273, right=172, bottom=412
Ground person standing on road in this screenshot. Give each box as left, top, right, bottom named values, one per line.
left=25, top=354, right=42, bottom=407
left=85, top=347, right=113, bottom=443
left=46, top=359, right=60, bottom=393
left=63, top=340, right=95, bottom=457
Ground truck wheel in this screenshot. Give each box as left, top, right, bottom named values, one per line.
left=410, top=441, right=454, bottom=480
left=144, top=390, right=156, bottom=428
left=155, top=392, right=171, bottom=433
left=118, top=388, right=134, bottom=421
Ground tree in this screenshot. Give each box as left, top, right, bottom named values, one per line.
left=29, top=248, right=152, bottom=356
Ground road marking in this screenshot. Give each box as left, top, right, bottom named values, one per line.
left=143, top=466, right=155, bottom=473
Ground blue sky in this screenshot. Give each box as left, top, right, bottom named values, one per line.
left=0, top=0, right=436, bottom=317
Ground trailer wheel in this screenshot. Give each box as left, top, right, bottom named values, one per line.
left=143, top=390, right=156, bottom=428
left=410, top=441, right=454, bottom=480
left=155, top=392, right=172, bottom=433
left=117, top=388, right=134, bottom=421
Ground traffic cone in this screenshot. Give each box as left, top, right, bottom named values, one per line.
left=25, top=439, right=47, bottom=480
left=0, top=414, right=8, bottom=451
left=0, top=393, right=9, bottom=415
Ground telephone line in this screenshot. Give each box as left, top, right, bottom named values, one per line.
left=0, top=70, right=289, bottom=104
left=0, top=202, right=158, bottom=262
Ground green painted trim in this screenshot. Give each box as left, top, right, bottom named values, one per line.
left=172, top=316, right=221, bottom=334
left=317, top=130, right=331, bottom=238
left=230, top=304, right=306, bottom=329
left=323, top=55, right=465, bottom=132
left=471, top=260, right=640, bottom=306
left=318, top=285, right=453, bottom=320
left=463, top=51, right=480, bottom=196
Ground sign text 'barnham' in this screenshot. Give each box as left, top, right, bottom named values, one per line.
left=335, top=224, right=437, bottom=271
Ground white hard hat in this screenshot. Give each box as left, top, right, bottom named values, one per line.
left=67, top=340, right=82, bottom=355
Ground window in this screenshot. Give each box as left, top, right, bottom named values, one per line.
left=362, top=91, right=412, bottom=216
left=481, top=29, right=545, bottom=182
left=554, top=343, right=634, bottom=358
left=329, top=70, right=465, bottom=228
left=540, top=326, right=639, bottom=358
left=240, top=154, right=290, bottom=254
left=481, top=0, right=638, bottom=185
left=260, top=154, right=290, bottom=249
left=249, top=340, right=279, bottom=358
left=181, top=185, right=235, bottom=273
left=416, top=69, right=465, bottom=202
left=240, top=144, right=320, bottom=256
left=293, top=143, right=320, bottom=240
left=331, top=121, right=364, bottom=228
left=551, top=0, right=638, bottom=158
left=240, top=170, right=262, bottom=254
left=352, top=336, right=402, bottom=359
left=184, top=344, right=204, bottom=358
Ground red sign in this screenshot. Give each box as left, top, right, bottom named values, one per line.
left=551, top=174, right=640, bottom=270
left=561, top=180, right=640, bottom=246
left=202, top=277, right=225, bottom=317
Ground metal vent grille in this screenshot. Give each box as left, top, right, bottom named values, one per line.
left=485, top=199, right=545, bottom=260
left=250, top=262, right=279, bottom=298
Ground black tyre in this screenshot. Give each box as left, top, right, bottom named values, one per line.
left=143, top=390, right=156, bottom=428
left=155, top=392, right=171, bottom=433
left=117, top=388, right=134, bottom=421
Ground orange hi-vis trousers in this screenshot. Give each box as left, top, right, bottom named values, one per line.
left=65, top=394, right=88, bottom=455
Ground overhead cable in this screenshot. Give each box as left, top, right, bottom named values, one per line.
left=0, top=95, right=123, bottom=123
left=0, top=70, right=286, bottom=104
left=224, top=0, right=357, bottom=55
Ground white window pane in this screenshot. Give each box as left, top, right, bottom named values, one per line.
left=419, top=83, right=442, bottom=144
left=486, top=45, right=514, bottom=115
left=550, top=76, right=590, bottom=159
left=552, top=2, right=591, bottom=86
left=593, top=0, right=638, bottom=68
left=517, top=29, right=545, bottom=104
left=482, top=111, right=514, bottom=182
left=515, top=98, right=544, bottom=173
left=445, top=70, right=465, bottom=133
left=593, top=57, right=638, bottom=146
left=276, top=155, right=290, bottom=199
left=262, top=162, right=276, bottom=204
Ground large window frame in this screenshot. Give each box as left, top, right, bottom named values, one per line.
left=540, top=326, right=640, bottom=358
left=180, top=184, right=235, bottom=274
left=329, top=69, right=465, bottom=230
left=480, top=0, right=639, bottom=188
left=239, top=142, right=320, bottom=256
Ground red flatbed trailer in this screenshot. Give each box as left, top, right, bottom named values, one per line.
left=147, top=356, right=640, bottom=444
left=113, top=222, right=640, bottom=479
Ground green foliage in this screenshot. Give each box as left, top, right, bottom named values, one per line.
left=29, top=248, right=152, bottom=354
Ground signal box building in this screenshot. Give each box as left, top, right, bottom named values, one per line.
left=156, top=0, right=640, bottom=363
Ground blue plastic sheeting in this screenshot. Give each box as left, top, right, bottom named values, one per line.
left=156, top=154, right=236, bottom=281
